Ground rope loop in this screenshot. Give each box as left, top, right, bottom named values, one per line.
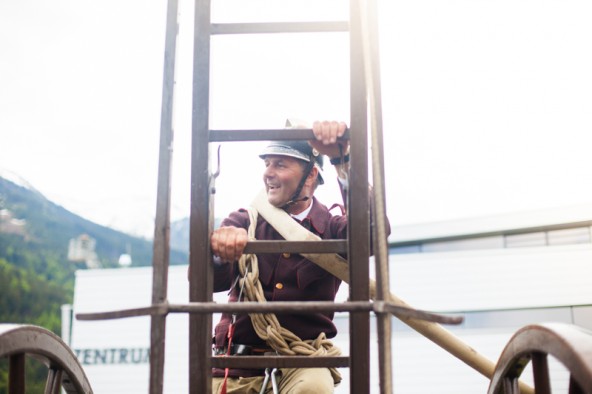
left=236, top=208, right=342, bottom=384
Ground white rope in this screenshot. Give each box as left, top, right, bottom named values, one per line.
left=238, top=208, right=342, bottom=384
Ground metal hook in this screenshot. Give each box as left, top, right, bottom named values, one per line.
left=258, top=368, right=280, bottom=394
left=338, top=144, right=350, bottom=185
left=270, top=368, right=280, bottom=394
left=259, top=368, right=271, bottom=394
left=210, top=145, right=221, bottom=194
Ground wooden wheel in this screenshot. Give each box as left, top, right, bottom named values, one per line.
left=0, top=324, right=93, bottom=394
left=488, top=323, right=592, bottom=394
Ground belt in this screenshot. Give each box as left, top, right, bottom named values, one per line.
left=214, top=343, right=274, bottom=356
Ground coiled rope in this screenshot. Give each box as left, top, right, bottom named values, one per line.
left=237, top=208, right=342, bottom=384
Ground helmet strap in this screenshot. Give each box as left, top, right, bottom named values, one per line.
left=281, top=158, right=316, bottom=211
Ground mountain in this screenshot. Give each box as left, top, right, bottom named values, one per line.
left=0, top=173, right=190, bottom=392
left=0, top=175, right=188, bottom=272
left=170, top=217, right=190, bottom=253
left=170, top=216, right=222, bottom=254
left=0, top=173, right=190, bottom=329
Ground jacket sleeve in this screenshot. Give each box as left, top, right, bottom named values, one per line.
left=212, top=209, right=250, bottom=292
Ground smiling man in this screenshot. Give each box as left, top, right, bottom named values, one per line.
left=209, top=120, right=358, bottom=394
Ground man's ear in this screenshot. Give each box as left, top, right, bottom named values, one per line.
left=306, top=166, right=319, bottom=186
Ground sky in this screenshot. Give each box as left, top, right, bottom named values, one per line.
left=1, top=0, right=592, bottom=239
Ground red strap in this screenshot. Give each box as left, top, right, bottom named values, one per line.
left=329, top=203, right=345, bottom=215
left=220, top=369, right=229, bottom=394
left=220, top=323, right=235, bottom=394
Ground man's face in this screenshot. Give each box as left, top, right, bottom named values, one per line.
left=262, top=155, right=305, bottom=207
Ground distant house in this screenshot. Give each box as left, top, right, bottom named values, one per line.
left=68, top=234, right=101, bottom=269
left=0, top=209, right=27, bottom=237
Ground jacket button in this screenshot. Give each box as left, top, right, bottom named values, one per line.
left=282, top=252, right=291, bottom=259
left=275, top=283, right=284, bottom=290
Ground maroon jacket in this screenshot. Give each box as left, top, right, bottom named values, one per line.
left=212, top=197, right=347, bottom=377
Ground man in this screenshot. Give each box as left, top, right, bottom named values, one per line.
left=210, top=120, right=373, bottom=393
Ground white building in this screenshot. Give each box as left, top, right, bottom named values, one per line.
left=66, top=205, right=592, bottom=393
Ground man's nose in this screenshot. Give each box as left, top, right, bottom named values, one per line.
left=263, top=165, right=274, bottom=178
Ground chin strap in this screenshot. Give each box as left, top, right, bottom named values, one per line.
left=280, top=158, right=315, bottom=210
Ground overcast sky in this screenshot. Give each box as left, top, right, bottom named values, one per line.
left=1, top=0, right=592, bottom=239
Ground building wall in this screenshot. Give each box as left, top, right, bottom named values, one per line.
left=389, top=243, right=592, bottom=311
left=71, top=266, right=191, bottom=393
left=69, top=241, right=592, bottom=392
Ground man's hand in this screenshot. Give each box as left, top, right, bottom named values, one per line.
left=210, top=226, right=248, bottom=263
left=310, top=120, right=349, bottom=159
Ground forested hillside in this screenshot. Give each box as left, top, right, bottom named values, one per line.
left=0, top=175, right=188, bottom=328
left=0, top=175, right=189, bottom=391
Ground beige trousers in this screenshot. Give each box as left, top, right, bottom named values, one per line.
left=212, top=368, right=335, bottom=394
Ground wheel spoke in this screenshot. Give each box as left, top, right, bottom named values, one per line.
left=8, top=353, right=25, bottom=394
left=532, top=352, right=551, bottom=394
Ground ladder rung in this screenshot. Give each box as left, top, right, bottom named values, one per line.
left=209, top=128, right=350, bottom=142
left=245, top=240, right=347, bottom=254
left=76, top=301, right=373, bottom=321
left=171, top=301, right=372, bottom=314
left=211, top=21, right=349, bottom=35
left=77, top=301, right=464, bottom=325
left=211, top=355, right=350, bottom=369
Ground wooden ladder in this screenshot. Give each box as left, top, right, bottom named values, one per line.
left=77, top=1, right=457, bottom=393
left=182, top=1, right=386, bottom=393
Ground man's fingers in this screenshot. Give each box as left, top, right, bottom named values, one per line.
left=210, top=232, right=221, bottom=256
left=312, top=120, right=322, bottom=141
left=220, top=228, right=235, bottom=261
left=233, top=231, right=248, bottom=260
left=313, top=120, right=346, bottom=145
left=337, top=121, right=347, bottom=137
left=211, top=226, right=248, bottom=262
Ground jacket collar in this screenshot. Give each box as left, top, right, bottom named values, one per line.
left=299, top=197, right=330, bottom=235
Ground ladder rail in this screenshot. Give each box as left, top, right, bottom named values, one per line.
left=360, top=0, right=393, bottom=392
left=149, top=0, right=179, bottom=392
left=347, top=1, right=372, bottom=392
left=188, top=1, right=375, bottom=392
left=188, top=0, right=214, bottom=392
